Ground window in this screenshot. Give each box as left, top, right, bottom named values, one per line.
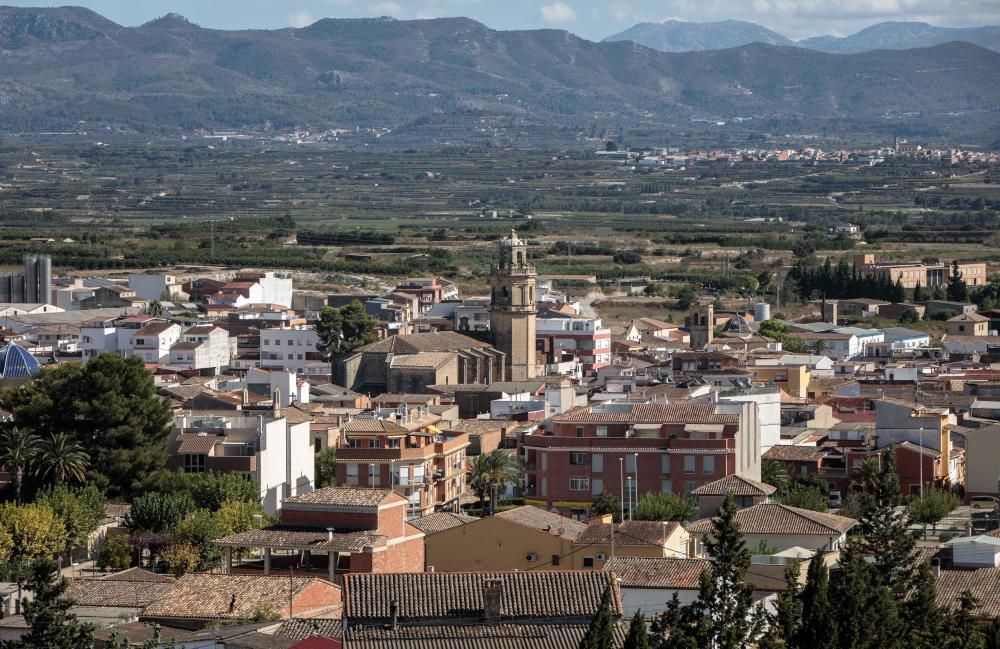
left=387, top=438, right=400, bottom=449
left=183, top=454, right=205, bottom=473
left=314, top=438, right=322, bottom=453
left=661, top=479, right=673, bottom=494
left=368, top=464, right=380, bottom=487
left=591, top=478, right=604, bottom=496
left=569, top=477, right=590, bottom=491
left=582, top=557, right=594, bottom=568
left=346, top=464, right=359, bottom=485
left=570, top=452, right=587, bottom=465
left=591, top=453, right=603, bottom=473
left=625, top=454, right=636, bottom=473
left=703, top=456, right=715, bottom=475
left=685, top=481, right=697, bottom=496
left=287, top=340, right=294, bottom=346
left=684, top=456, right=696, bottom=474
left=596, top=426, right=608, bottom=437
left=575, top=426, right=584, bottom=437
left=551, top=554, right=560, bottom=567
left=661, top=455, right=671, bottom=474
left=368, top=439, right=380, bottom=449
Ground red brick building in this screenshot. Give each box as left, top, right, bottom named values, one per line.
left=215, top=487, right=425, bottom=579
left=522, top=402, right=761, bottom=518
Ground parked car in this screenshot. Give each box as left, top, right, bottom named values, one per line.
left=828, top=490, right=843, bottom=508
left=970, top=495, right=999, bottom=510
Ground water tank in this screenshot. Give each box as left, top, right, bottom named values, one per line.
left=23, top=256, right=37, bottom=303
left=753, top=302, right=771, bottom=322
left=37, top=256, right=52, bottom=305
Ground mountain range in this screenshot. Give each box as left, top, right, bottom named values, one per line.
left=605, top=20, right=1000, bottom=54
left=1, top=7, right=999, bottom=145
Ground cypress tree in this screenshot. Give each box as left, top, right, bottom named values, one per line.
left=945, top=591, right=985, bottom=649
left=857, top=448, right=915, bottom=594
left=830, top=544, right=882, bottom=649
left=623, top=610, right=650, bottom=649
left=692, top=497, right=765, bottom=649
left=650, top=593, right=698, bottom=649
left=6, top=557, right=94, bottom=649
left=913, top=281, right=925, bottom=302
left=985, top=619, right=1000, bottom=649
left=766, top=559, right=803, bottom=648
left=579, top=586, right=616, bottom=649
left=795, top=552, right=837, bottom=649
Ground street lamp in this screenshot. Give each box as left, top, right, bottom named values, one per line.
left=619, top=457, right=625, bottom=523
left=918, top=426, right=924, bottom=499
left=626, top=476, right=633, bottom=521
left=633, top=452, right=640, bottom=508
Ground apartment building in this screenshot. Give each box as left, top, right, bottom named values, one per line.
left=335, top=418, right=469, bottom=518
left=536, top=311, right=612, bottom=373
left=853, top=253, right=987, bottom=289
left=209, top=271, right=293, bottom=309
left=522, top=401, right=761, bottom=518
left=168, top=325, right=234, bottom=371
left=259, top=324, right=326, bottom=377
left=169, top=410, right=314, bottom=514
left=393, top=278, right=458, bottom=314
left=130, top=322, right=182, bottom=364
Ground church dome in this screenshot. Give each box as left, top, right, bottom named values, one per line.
left=724, top=314, right=752, bottom=334
left=0, top=342, right=41, bottom=379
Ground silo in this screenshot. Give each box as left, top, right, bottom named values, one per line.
left=23, top=256, right=37, bottom=303
left=37, top=256, right=52, bottom=305
left=753, top=302, right=771, bottom=322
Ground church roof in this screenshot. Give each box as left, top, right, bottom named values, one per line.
left=0, top=342, right=40, bottom=379
left=354, top=331, right=497, bottom=355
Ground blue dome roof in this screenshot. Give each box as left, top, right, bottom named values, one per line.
left=0, top=343, right=41, bottom=379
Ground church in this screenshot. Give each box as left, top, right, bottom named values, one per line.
left=337, top=230, right=538, bottom=393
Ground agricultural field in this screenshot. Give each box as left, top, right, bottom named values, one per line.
left=1, top=139, right=998, bottom=326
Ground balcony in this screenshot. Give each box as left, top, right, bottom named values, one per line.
left=206, top=455, right=257, bottom=473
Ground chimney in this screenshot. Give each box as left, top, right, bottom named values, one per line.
left=389, top=599, right=399, bottom=631
left=931, top=558, right=941, bottom=577
left=273, top=387, right=282, bottom=414
left=482, top=578, right=502, bottom=626
left=327, top=527, right=334, bottom=542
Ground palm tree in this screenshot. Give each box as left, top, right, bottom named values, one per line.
left=35, top=432, right=89, bottom=486
left=0, top=428, right=41, bottom=504
left=469, top=450, right=521, bottom=515
left=761, top=458, right=790, bottom=497
left=851, top=456, right=881, bottom=494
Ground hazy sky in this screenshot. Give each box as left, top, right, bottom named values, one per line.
left=8, top=0, right=1000, bottom=40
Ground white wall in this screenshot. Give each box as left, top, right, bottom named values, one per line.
left=286, top=420, right=315, bottom=499
left=720, top=389, right=780, bottom=454
left=258, top=418, right=289, bottom=515
left=260, top=328, right=319, bottom=374
left=620, top=588, right=700, bottom=617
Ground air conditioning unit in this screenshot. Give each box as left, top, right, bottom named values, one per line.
left=596, top=553, right=607, bottom=561
left=526, top=553, right=538, bottom=562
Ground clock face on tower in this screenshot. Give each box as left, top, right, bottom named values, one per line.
left=490, top=230, right=537, bottom=380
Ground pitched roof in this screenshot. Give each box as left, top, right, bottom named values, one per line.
left=142, top=574, right=340, bottom=620
left=389, top=352, right=457, bottom=369
left=686, top=503, right=856, bottom=536
left=691, top=474, right=777, bottom=497
left=603, top=557, right=710, bottom=589
left=64, top=575, right=174, bottom=608
left=345, top=623, right=627, bottom=649
left=355, top=332, right=496, bottom=355
left=408, top=512, right=477, bottom=536
left=344, top=572, right=620, bottom=622
left=575, top=521, right=680, bottom=547
left=214, top=525, right=387, bottom=552
left=273, top=619, right=343, bottom=641
left=493, top=506, right=588, bottom=541
left=763, top=445, right=826, bottom=462
left=99, top=567, right=174, bottom=583
left=342, top=419, right=410, bottom=435
left=936, top=568, right=1000, bottom=618
left=175, top=432, right=222, bottom=454
left=553, top=403, right=736, bottom=424
left=282, top=487, right=400, bottom=508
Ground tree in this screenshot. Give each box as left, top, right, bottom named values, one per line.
left=173, top=509, right=225, bottom=570
left=623, top=610, right=650, bottom=649
left=182, top=472, right=259, bottom=511
left=779, top=484, right=829, bottom=512
left=35, top=485, right=105, bottom=554
left=34, top=432, right=89, bottom=486
left=692, top=497, right=765, bottom=649
left=795, top=552, right=837, bottom=649
left=856, top=448, right=914, bottom=594
left=650, top=593, right=698, bottom=649
left=579, top=586, right=615, bottom=649
left=810, top=339, right=828, bottom=356
left=0, top=503, right=67, bottom=561
left=908, top=489, right=960, bottom=538
left=905, top=560, right=945, bottom=649
left=315, top=300, right=378, bottom=366
left=613, top=251, right=643, bottom=265
left=985, top=619, right=1000, bottom=649
left=159, top=541, right=201, bottom=577
left=98, top=533, right=132, bottom=571
left=765, top=560, right=802, bottom=648
left=2, top=558, right=93, bottom=648
left=946, top=591, right=986, bottom=649
left=469, top=450, right=520, bottom=515
left=633, top=492, right=696, bottom=522
left=792, top=240, right=816, bottom=258
left=215, top=499, right=268, bottom=538
left=900, top=308, right=920, bottom=323
left=947, top=261, right=970, bottom=303
left=675, top=287, right=699, bottom=311
left=315, top=448, right=337, bottom=488
left=126, top=493, right=196, bottom=534
left=591, top=491, right=621, bottom=523
left=0, top=428, right=40, bottom=504
left=912, top=282, right=925, bottom=303
left=830, top=542, right=901, bottom=649
left=761, top=458, right=791, bottom=496
left=0, top=354, right=174, bottom=499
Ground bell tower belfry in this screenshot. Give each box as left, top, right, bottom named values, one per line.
left=490, top=230, right=537, bottom=380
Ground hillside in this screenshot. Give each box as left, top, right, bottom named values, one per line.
left=1, top=7, right=999, bottom=145
left=604, top=19, right=793, bottom=51
left=800, top=21, right=1000, bottom=53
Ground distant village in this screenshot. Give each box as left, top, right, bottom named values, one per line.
left=0, top=230, right=997, bottom=647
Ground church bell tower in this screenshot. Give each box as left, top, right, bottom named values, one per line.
left=490, top=230, right=537, bottom=381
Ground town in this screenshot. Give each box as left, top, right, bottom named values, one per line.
left=0, top=220, right=996, bottom=647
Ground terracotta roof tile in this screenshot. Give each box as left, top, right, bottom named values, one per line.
left=936, top=568, right=1000, bottom=618
left=604, top=557, right=710, bottom=589
left=282, top=487, right=400, bottom=508
left=686, top=503, right=856, bottom=536
left=175, top=433, right=223, bottom=454
left=345, top=623, right=627, bottom=649
left=65, top=577, right=174, bottom=608
left=214, top=525, right=387, bottom=552
left=691, top=475, right=777, bottom=497
left=142, top=574, right=340, bottom=620
left=575, top=521, right=680, bottom=547
left=763, top=445, right=826, bottom=462
left=274, top=619, right=343, bottom=640
left=408, top=512, right=477, bottom=536
left=494, top=506, right=588, bottom=541
left=344, top=572, right=621, bottom=622
left=553, top=403, right=736, bottom=424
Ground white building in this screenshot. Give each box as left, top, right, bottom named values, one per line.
left=168, top=325, right=234, bottom=371
left=172, top=411, right=314, bottom=515
left=128, top=274, right=187, bottom=303
left=130, top=322, right=182, bottom=364
left=259, top=325, right=327, bottom=377
left=211, top=271, right=293, bottom=309
left=246, top=368, right=310, bottom=407
left=718, top=385, right=782, bottom=453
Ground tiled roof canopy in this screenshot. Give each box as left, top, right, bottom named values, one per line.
left=604, top=557, right=710, bottom=589
left=408, top=512, right=477, bottom=536
left=142, top=574, right=339, bottom=620
left=494, top=506, right=588, bottom=541
left=345, top=623, right=627, bottom=649
left=686, top=503, right=856, bottom=536
left=282, top=487, right=398, bottom=508
left=691, top=475, right=777, bottom=497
